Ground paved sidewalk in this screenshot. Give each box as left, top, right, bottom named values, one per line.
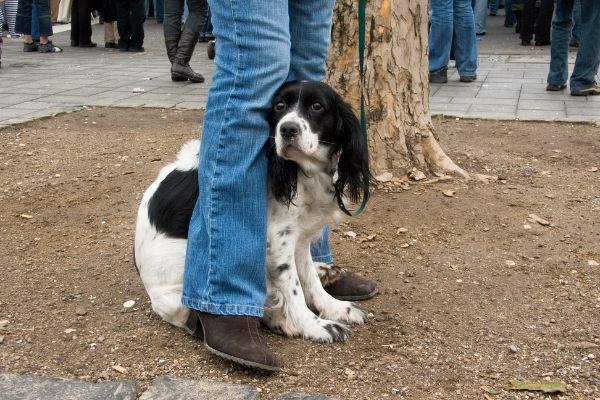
left=1, top=15, right=599, bottom=128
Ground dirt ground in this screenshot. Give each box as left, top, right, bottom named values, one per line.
left=0, top=108, right=599, bottom=400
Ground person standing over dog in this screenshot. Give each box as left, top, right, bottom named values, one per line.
left=183, top=0, right=376, bottom=371
left=162, top=0, right=207, bottom=82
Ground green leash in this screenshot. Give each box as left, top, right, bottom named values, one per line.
left=351, top=0, right=369, bottom=217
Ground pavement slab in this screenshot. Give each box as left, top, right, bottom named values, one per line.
left=138, top=376, right=259, bottom=400
left=0, top=374, right=137, bottom=400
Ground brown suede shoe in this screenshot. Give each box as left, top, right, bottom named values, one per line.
left=185, top=311, right=280, bottom=372
left=320, top=264, right=378, bottom=301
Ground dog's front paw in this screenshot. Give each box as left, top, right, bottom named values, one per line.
left=321, top=301, right=367, bottom=325
left=303, top=319, right=351, bottom=343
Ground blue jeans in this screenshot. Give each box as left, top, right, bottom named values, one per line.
left=182, top=0, right=336, bottom=317
left=504, top=0, right=516, bottom=26
left=571, top=0, right=581, bottom=43
left=430, top=0, right=478, bottom=76
left=473, top=0, right=487, bottom=34
left=15, top=0, right=53, bottom=36
left=547, top=0, right=600, bottom=91
left=490, top=0, right=499, bottom=14
left=154, top=0, right=163, bottom=22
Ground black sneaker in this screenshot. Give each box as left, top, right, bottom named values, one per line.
left=460, top=74, right=477, bottom=83
left=128, top=46, right=145, bottom=52
left=429, top=67, right=448, bottom=84
left=38, top=41, right=62, bottom=53
left=571, top=83, right=600, bottom=96
left=546, top=83, right=566, bottom=91
left=23, top=41, right=38, bottom=52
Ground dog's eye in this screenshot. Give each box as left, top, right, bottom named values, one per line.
left=311, top=102, right=323, bottom=111
left=275, top=101, right=286, bottom=111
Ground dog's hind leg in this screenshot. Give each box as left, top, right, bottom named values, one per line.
left=147, top=286, right=190, bottom=329
left=295, top=241, right=366, bottom=325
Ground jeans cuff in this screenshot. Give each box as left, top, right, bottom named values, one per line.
left=181, top=297, right=264, bottom=317
left=312, top=254, right=334, bottom=264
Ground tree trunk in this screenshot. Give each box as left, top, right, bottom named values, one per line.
left=327, top=0, right=469, bottom=179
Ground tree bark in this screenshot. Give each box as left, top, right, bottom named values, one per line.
left=327, top=0, right=469, bottom=179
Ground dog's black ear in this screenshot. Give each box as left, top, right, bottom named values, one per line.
left=268, top=141, right=298, bottom=207
left=333, top=97, right=372, bottom=215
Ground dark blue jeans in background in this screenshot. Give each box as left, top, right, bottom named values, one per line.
left=15, top=0, right=53, bottom=36
left=115, top=0, right=145, bottom=49
left=547, top=0, right=600, bottom=91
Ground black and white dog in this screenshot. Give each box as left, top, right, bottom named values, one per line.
left=134, top=81, right=372, bottom=343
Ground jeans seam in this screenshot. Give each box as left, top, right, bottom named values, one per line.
left=203, top=0, right=241, bottom=304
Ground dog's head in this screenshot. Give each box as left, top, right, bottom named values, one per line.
left=267, top=81, right=371, bottom=214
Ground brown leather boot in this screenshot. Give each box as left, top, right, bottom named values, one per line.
left=319, top=264, right=378, bottom=301
left=185, top=311, right=280, bottom=372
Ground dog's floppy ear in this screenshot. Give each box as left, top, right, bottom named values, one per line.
left=268, top=140, right=298, bottom=207
left=332, top=96, right=372, bottom=215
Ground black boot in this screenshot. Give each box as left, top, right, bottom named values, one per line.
left=165, top=33, right=186, bottom=82
left=171, top=29, right=205, bottom=83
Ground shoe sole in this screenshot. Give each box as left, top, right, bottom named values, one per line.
left=330, top=288, right=378, bottom=301
left=547, top=85, right=566, bottom=91
left=171, top=71, right=205, bottom=83
left=571, top=89, right=600, bottom=96
left=204, top=343, right=281, bottom=372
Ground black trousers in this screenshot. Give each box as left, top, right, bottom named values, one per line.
left=115, top=0, right=145, bottom=49
left=520, top=0, right=554, bottom=43
left=70, top=0, right=93, bottom=45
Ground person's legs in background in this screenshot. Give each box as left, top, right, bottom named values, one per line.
left=520, top=0, right=536, bottom=45
left=128, top=0, right=145, bottom=50
left=454, top=0, right=478, bottom=80
left=547, top=0, right=574, bottom=90
left=169, top=0, right=207, bottom=82
left=569, top=0, right=600, bottom=94
left=153, top=0, right=163, bottom=22
left=472, top=0, right=487, bottom=34
left=533, top=0, right=554, bottom=45
left=489, top=0, right=499, bottom=15
left=429, top=0, right=453, bottom=83
left=115, top=0, right=132, bottom=50
left=504, top=0, right=516, bottom=27
left=570, top=0, right=581, bottom=46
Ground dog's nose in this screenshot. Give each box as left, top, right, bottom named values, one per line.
left=279, top=122, right=300, bottom=139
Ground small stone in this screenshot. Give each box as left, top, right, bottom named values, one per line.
left=19, top=214, right=33, bottom=220
left=528, top=213, right=550, bottom=226
left=344, top=368, right=356, bottom=379
left=123, top=300, right=136, bottom=309
left=343, top=231, right=357, bottom=239
left=509, top=345, right=519, bottom=353
left=505, top=260, right=516, bottom=266
left=523, top=224, right=532, bottom=230
left=75, top=307, right=88, bottom=316
left=111, top=364, right=127, bottom=374
left=442, top=190, right=455, bottom=197
left=545, top=193, right=555, bottom=199
left=64, top=328, right=77, bottom=334
left=375, top=172, right=393, bottom=182
left=396, top=227, right=409, bottom=234
left=588, top=260, right=599, bottom=267
left=400, top=243, right=410, bottom=248
left=589, top=167, right=598, bottom=172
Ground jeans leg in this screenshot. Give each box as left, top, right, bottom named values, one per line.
left=163, top=0, right=184, bottom=35
left=570, top=0, right=600, bottom=90
left=490, top=0, right=499, bottom=14
left=473, top=0, right=487, bottom=34
left=182, top=0, right=291, bottom=317
left=504, top=0, right=516, bottom=26
left=15, top=0, right=33, bottom=34
left=33, top=0, right=52, bottom=35
left=31, top=2, right=40, bottom=40
left=454, top=0, right=478, bottom=76
left=429, top=0, right=453, bottom=73
left=286, top=0, right=336, bottom=263
left=571, top=0, right=581, bottom=43
left=182, top=0, right=208, bottom=34
left=154, top=0, right=163, bottom=22
left=547, top=0, right=574, bottom=86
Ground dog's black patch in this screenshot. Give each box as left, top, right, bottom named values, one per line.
left=276, top=263, right=290, bottom=273
left=293, top=289, right=298, bottom=296
left=148, top=168, right=199, bottom=239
